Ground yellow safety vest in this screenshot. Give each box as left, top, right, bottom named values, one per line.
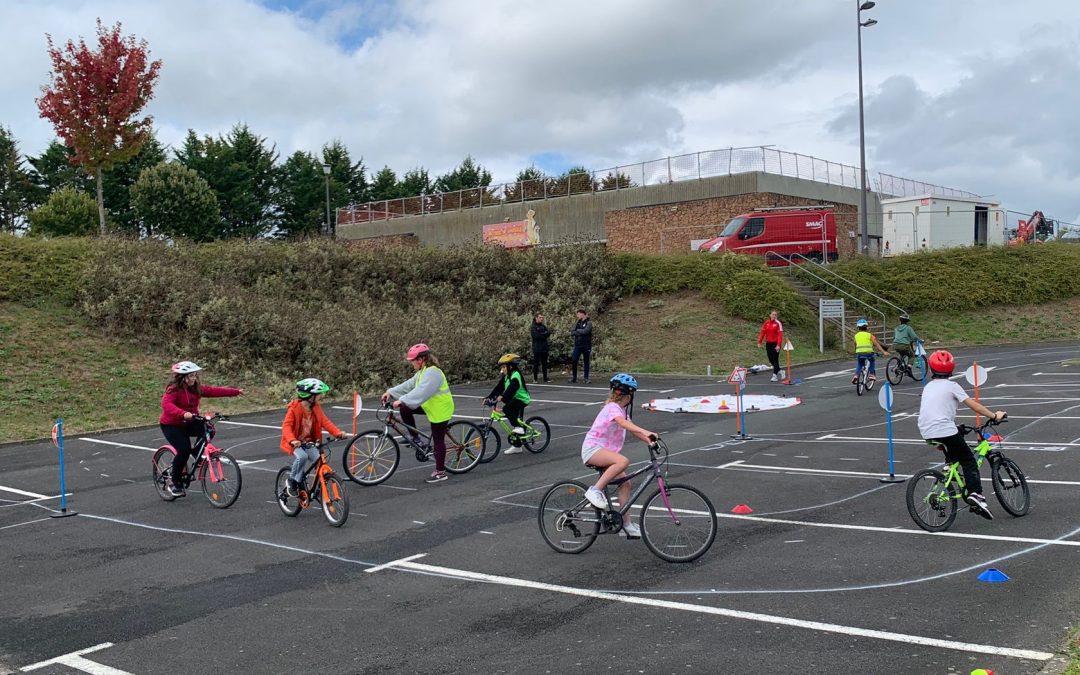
left=418, top=366, right=454, bottom=423
left=854, top=330, right=875, bottom=354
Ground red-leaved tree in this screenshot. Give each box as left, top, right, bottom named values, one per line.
left=36, top=20, right=162, bottom=236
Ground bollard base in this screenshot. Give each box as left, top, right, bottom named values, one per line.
left=878, top=475, right=906, bottom=484
left=730, top=433, right=753, bottom=441
left=50, top=510, right=78, bottom=519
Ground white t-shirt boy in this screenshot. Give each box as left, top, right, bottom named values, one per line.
left=918, top=378, right=969, bottom=439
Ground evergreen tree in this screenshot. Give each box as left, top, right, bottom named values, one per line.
left=0, top=126, right=37, bottom=234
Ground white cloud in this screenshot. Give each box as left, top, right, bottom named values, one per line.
left=2, top=0, right=1079, bottom=223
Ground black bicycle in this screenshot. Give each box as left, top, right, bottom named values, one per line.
left=152, top=413, right=242, bottom=508
left=537, top=438, right=718, bottom=563
left=886, top=342, right=928, bottom=385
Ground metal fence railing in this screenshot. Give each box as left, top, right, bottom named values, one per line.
left=337, top=146, right=978, bottom=224
left=877, top=173, right=980, bottom=199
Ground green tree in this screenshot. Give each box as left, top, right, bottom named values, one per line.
left=36, top=20, right=162, bottom=235
left=504, top=165, right=545, bottom=202
left=599, top=170, right=635, bottom=190
left=369, top=166, right=401, bottom=202
left=321, top=140, right=369, bottom=206
left=26, top=140, right=91, bottom=207
left=549, top=166, right=595, bottom=197
left=0, top=126, right=37, bottom=234
left=176, top=124, right=278, bottom=238
left=276, top=150, right=325, bottom=238
left=433, top=155, right=493, bottom=193
left=28, top=186, right=99, bottom=236
left=130, top=161, right=219, bottom=241
left=399, top=167, right=431, bottom=197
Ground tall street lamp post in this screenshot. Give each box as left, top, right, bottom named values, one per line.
left=857, top=1, right=877, bottom=255
left=322, top=163, right=332, bottom=237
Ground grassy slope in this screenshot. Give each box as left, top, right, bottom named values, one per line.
left=0, top=302, right=291, bottom=442
left=3, top=293, right=1078, bottom=444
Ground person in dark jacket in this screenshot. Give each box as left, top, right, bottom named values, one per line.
left=530, top=312, right=552, bottom=383
left=568, top=308, right=593, bottom=384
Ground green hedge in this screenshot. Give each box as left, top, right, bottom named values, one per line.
left=0, top=235, right=98, bottom=306
left=821, top=244, right=1080, bottom=312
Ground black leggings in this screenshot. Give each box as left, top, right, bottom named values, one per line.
left=929, top=430, right=982, bottom=495
left=161, top=421, right=208, bottom=481
left=765, top=341, right=781, bottom=374
left=397, top=406, right=449, bottom=473
left=502, top=399, right=525, bottom=429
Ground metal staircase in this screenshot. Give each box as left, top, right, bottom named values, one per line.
left=768, top=253, right=906, bottom=349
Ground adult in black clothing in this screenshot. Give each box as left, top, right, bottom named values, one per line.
left=530, top=312, right=552, bottom=383
left=568, top=308, right=593, bottom=384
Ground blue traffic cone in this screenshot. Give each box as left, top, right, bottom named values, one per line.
left=977, top=568, right=1009, bottom=582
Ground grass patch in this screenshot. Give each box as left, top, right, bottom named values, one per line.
left=1064, top=625, right=1080, bottom=674
left=607, top=291, right=846, bottom=376
left=0, top=302, right=293, bottom=442
left=915, top=297, right=1080, bottom=346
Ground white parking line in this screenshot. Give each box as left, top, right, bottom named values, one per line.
left=79, top=438, right=153, bottom=452
left=0, top=485, right=48, bottom=499
left=364, top=553, right=427, bottom=574
left=0, top=517, right=53, bottom=531
left=382, top=559, right=1053, bottom=662
left=219, top=420, right=281, bottom=430
left=725, top=460, right=1080, bottom=486
left=21, top=642, right=132, bottom=674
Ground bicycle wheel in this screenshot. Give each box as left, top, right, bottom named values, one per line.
left=152, top=447, right=177, bottom=501
left=912, top=355, right=928, bottom=382
left=537, top=480, right=600, bottom=554
left=275, top=468, right=301, bottom=517
left=477, top=423, right=502, bottom=464
left=906, top=468, right=958, bottom=532
left=886, top=357, right=905, bottom=386
left=991, top=456, right=1030, bottom=517
left=320, top=474, right=349, bottom=527
left=523, top=416, right=551, bottom=454
left=444, top=421, right=484, bottom=474
left=856, top=371, right=866, bottom=396
left=640, top=484, right=718, bottom=563
left=202, top=451, right=242, bottom=509
left=343, top=430, right=400, bottom=486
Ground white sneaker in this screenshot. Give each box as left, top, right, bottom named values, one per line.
left=779, top=369, right=786, bottom=380
left=584, top=486, right=607, bottom=509
left=511, top=427, right=525, bottom=435
left=503, top=446, right=523, bottom=455
left=622, top=522, right=641, bottom=538
left=770, top=374, right=778, bottom=382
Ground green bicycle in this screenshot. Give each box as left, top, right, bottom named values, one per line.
left=906, top=416, right=1030, bottom=532
left=476, top=400, right=551, bottom=462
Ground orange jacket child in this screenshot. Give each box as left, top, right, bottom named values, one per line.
left=280, top=399, right=344, bottom=454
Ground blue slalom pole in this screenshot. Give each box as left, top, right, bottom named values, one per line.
left=879, top=382, right=903, bottom=484
left=51, top=417, right=77, bottom=518
left=731, top=381, right=752, bottom=440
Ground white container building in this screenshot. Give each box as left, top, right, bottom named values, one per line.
left=880, top=195, right=1004, bottom=256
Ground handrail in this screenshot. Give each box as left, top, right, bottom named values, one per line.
left=786, top=253, right=908, bottom=318
left=767, top=251, right=887, bottom=331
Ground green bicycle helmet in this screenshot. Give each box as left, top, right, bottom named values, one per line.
left=296, top=378, right=330, bottom=399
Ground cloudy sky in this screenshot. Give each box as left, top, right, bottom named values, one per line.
left=3, top=0, right=1079, bottom=225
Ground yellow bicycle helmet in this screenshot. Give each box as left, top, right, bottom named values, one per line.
left=497, top=353, right=521, bottom=366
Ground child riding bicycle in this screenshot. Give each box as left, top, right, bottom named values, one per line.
left=581, top=373, right=658, bottom=539
left=891, top=312, right=922, bottom=371
left=381, top=343, right=455, bottom=484
left=280, top=378, right=349, bottom=497
left=852, top=319, right=889, bottom=385
left=484, top=353, right=532, bottom=455
left=159, top=361, right=244, bottom=497
left=918, top=350, right=1007, bottom=519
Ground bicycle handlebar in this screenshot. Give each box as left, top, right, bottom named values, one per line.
left=958, top=414, right=1007, bottom=436
left=193, top=413, right=228, bottom=423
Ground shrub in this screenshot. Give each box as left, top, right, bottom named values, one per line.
left=28, top=187, right=98, bottom=237
left=0, top=234, right=97, bottom=306
left=131, top=162, right=220, bottom=241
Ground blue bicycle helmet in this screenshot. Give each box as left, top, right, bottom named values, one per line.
left=856, top=318, right=869, bottom=328
left=610, top=373, right=638, bottom=393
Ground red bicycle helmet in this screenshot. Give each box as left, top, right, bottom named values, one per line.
left=928, top=350, right=955, bottom=376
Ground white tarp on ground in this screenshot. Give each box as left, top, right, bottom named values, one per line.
left=642, top=394, right=801, bottom=414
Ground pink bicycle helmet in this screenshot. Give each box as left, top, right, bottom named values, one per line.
left=406, top=343, right=431, bottom=360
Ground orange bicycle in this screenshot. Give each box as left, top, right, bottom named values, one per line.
left=275, top=439, right=349, bottom=527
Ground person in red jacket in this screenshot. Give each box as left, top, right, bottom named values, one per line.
left=757, top=310, right=785, bottom=382
left=159, top=361, right=244, bottom=497
left=280, top=378, right=349, bottom=496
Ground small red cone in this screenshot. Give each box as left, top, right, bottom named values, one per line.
left=731, top=504, right=753, bottom=514
left=700, top=398, right=711, bottom=403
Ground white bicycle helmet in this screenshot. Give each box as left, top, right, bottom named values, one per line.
left=171, top=361, right=202, bottom=375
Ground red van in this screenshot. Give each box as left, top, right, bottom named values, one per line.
left=698, top=206, right=837, bottom=264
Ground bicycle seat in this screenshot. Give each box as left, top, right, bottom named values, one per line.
left=925, top=440, right=946, bottom=452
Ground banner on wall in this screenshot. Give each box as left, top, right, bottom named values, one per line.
left=483, top=209, right=539, bottom=248
left=642, top=394, right=801, bottom=414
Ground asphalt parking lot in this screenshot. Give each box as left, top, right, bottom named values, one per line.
left=1, top=343, right=1078, bottom=674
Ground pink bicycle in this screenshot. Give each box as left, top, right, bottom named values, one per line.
left=152, top=413, right=242, bottom=508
